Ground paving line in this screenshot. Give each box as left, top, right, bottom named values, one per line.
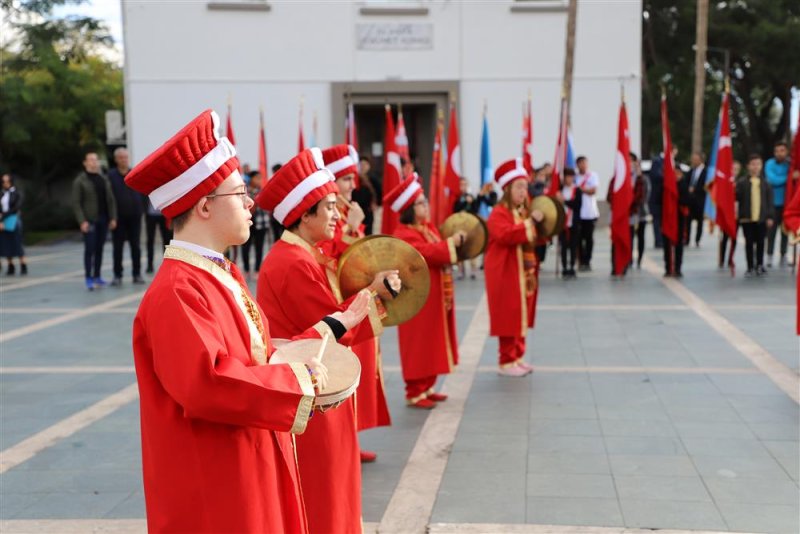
left=538, top=304, right=688, bottom=310
left=0, top=383, right=139, bottom=474
left=377, top=294, right=490, bottom=534
left=641, top=256, right=800, bottom=403
left=1, top=307, right=139, bottom=314
left=428, top=524, right=759, bottom=534
left=20, top=251, right=74, bottom=264
left=0, top=292, right=145, bottom=343
left=380, top=365, right=760, bottom=375
left=0, top=268, right=84, bottom=292
left=0, top=366, right=135, bottom=374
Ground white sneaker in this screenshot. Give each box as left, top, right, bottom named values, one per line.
left=498, top=365, right=530, bottom=377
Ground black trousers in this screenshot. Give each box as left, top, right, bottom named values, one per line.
left=741, top=221, right=766, bottom=271
left=718, top=225, right=739, bottom=267
left=579, top=218, right=596, bottom=266
left=241, top=228, right=268, bottom=273
left=145, top=214, right=172, bottom=270
left=662, top=215, right=686, bottom=275
left=650, top=206, right=663, bottom=248
left=629, top=221, right=647, bottom=266
left=766, top=205, right=788, bottom=257
left=112, top=214, right=142, bottom=278
left=559, top=227, right=579, bottom=271
left=83, top=217, right=108, bottom=279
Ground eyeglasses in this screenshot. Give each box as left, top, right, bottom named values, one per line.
left=413, top=199, right=429, bottom=207
left=206, top=188, right=251, bottom=207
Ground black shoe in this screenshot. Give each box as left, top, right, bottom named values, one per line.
left=146, top=265, right=154, bottom=274
left=6, top=263, right=15, bottom=276
left=674, top=272, right=683, bottom=279
left=133, top=276, right=146, bottom=284
left=663, top=272, right=672, bottom=278
left=111, top=277, right=123, bottom=287
left=744, top=269, right=755, bottom=278
left=756, top=266, right=767, bottom=276
left=20, top=263, right=27, bottom=275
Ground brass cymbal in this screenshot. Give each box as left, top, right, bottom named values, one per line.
left=530, top=195, right=565, bottom=238
left=337, top=235, right=431, bottom=326
left=440, top=212, right=489, bottom=260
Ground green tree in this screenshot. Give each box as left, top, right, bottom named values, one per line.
left=642, top=0, right=800, bottom=162
left=0, top=0, right=122, bottom=229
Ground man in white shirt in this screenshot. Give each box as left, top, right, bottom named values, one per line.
left=576, top=156, right=600, bottom=270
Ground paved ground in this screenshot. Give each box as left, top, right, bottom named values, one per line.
left=0, top=231, right=798, bottom=533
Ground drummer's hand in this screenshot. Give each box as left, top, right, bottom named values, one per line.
left=370, top=270, right=401, bottom=300
left=331, top=289, right=371, bottom=330
left=531, top=209, right=544, bottom=223
left=346, top=202, right=365, bottom=228
left=306, top=358, right=329, bottom=393
left=453, top=230, right=468, bottom=248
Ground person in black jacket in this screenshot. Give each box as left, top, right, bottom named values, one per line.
left=736, top=154, right=775, bottom=277
left=108, top=148, right=145, bottom=285
left=0, top=173, right=27, bottom=275
left=663, top=165, right=691, bottom=277
left=556, top=168, right=582, bottom=278
left=686, top=152, right=707, bottom=246
left=452, top=177, right=495, bottom=279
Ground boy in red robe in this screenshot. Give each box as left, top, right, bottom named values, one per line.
left=256, top=148, right=401, bottom=534
left=385, top=174, right=467, bottom=408
left=318, top=144, right=391, bottom=464
left=125, top=110, right=372, bottom=533
left=484, top=158, right=543, bottom=377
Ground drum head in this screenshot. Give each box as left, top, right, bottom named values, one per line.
left=270, top=338, right=361, bottom=406
left=531, top=195, right=564, bottom=239
left=440, top=212, right=489, bottom=260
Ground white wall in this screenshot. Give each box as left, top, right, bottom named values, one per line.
left=123, top=0, right=641, bottom=195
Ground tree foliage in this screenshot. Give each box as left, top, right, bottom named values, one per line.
left=642, top=0, right=800, bottom=163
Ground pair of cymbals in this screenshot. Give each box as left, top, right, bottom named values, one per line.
left=337, top=235, right=431, bottom=326
left=439, top=212, right=489, bottom=260
left=530, top=195, right=566, bottom=239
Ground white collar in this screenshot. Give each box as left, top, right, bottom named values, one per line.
left=170, top=239, right=225, bottom=261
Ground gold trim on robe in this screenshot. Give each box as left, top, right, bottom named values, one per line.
left=288, top=362, right=316, bottom=434
left=513, top=212, right=528, bottom=338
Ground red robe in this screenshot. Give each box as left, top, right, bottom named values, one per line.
left=133, top=245, right=321, bottom=534
left=782, top=186, right=800, bottom=334
left=258, top=230, right=384, bottom=534
left=393, top=223, right=459, bottom=382
left=484, top=204, right=539, bottom=337
left=319, top=204, right=391, bottom=431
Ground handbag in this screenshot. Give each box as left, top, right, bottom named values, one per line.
left=2, top=214, right=18, bottom=232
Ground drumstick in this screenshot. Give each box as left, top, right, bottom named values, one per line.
left=315, top=332, right=330, bottom=363
left=337, top=194, right=354, bottom=210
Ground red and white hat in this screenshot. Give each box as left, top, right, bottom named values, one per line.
left=494, top=158, right=529, bottom=189
left=125, top=109, right=240, bottom=219
left=256, top=147, right=338, bottom=226
left=322, top=144, right=359, bottom=180
left=384, top=173, right=423, bottom=213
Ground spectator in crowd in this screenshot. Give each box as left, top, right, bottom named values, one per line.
left=662, top=164, right=690, bottom=278
left=629, top=152, right=650, bottom=269
left=576, top=156, right=600, bottom=270
left=241, top=170, right=269, bottom=278
left=144, top=199, right=172, bottom=274
left=452, top=177, right=486, bottom=279
left=718, top=160, right=743, bottom=268
left=268, top=163, right=284, bottom=241
left=0, top=173, right=28, bottom=275
left=108, top=147, right=145, bottom=286
left=556, top=168, right=581, bottom=279
left=765, top=141, right=790, bottom=267
left=648, top=154, right=665, bottom=249
left=353, top=156, right=378, bottom=235
left=687, top=152, right=707, bottom=247
left=737, top=154, right=775, bottom=277
left=72, top=151, right=117, bottom=291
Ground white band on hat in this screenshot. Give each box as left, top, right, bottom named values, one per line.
left=148, top=136, right=236, bottom=210
left=273, top=168, right=335, bottom=224
left=496, top=158, right=527, bottom=189
left=391, top=181, right=421, bottom=213
left=326, top=154, right=358, bottom=175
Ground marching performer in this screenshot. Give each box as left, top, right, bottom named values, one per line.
left=125, top=110, right=370, bottom=533
left=484, top=158, right=543, bottom=376
left=782, top=185, right=800, bottom=334
left=319, top=144, right=391, bottom=464
left=256, top=148, right=401, bottom=534
left=386, top=174, right=466, bottom=409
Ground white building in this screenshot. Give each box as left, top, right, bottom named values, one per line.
left=122, top=0, right=642, bottom=195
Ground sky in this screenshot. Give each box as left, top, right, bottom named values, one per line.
left=53, top=0, right=124, bottom=63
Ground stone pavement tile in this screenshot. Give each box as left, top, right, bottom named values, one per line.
left=527, top=435, right=606, bottom=455
left=529, top=384, right=595, bottom=405
left=702, top=476, right=799, bottom=505
left=733, top=405, right=798, bottom=424
left=102, top=491, right=144, bottom=519
left=761, top=439, right=799, bottom=460
left=582, top=351, right=641, bottom=367
left=725, top=393, right=799, bottom=414
left=527, top=453, right=610, bottom=475
left=604, top=436, right=685, bottom=456
left=458, top=413, right=528, bottom=435
left=529, top=403, right=598, bottom=420
left=0, top=470, right=73, bottom=494
left=608, top=455, right=698, bottom=477
left=747, top=422, right=800, bottom=441
left=599, top=419, right=677, bottom=437
left=13, top=491, right=132, bottom=519
left=716, top=502, right=800, bottom=534
left=614, top=475, right=712, bottom=502
left=0, top=313, right=66, bottom=332
left=773, top=454, right=799, bottom=482
left=360, top=450, right=410, bottom=488
left=525, top=497, right=624, bottom=527
left=618, top=499, right=727, bottom=531
left=637, top=352, right=699, bottom=368
left=596, top=404, right=671, bottom=421
left=672, top=420, right=757, bottom=439
left=526, top=473, right=616, bottom=499
left=362, top=491, right=394, bottom=523
left=0, top=494, right=48, bottom=519
left=451, top=431, right=527, bottom=453
left=432, top=486, right=526, bottom=524
left=528, top=419, right=602, bottom=437
left=709, top=374, right=787, bottom=396
left=691, top=454, right=792, bottom=481
left=446, top=450, right=528, bottom=474
left=681, top=437, right=772, bottom=458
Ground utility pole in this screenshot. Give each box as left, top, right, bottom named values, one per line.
left=563, top=0, right=578, bottom=116
left=691, top=0, right=709, bottom=156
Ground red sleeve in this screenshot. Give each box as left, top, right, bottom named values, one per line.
left=398, top=228, right=456, bottom=268
left=784, top=186, right=800, bottom=233
left=145, top=283, right=314, bottom=433
left=487, top=208, right=535, bottom=246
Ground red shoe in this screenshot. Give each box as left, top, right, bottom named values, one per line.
left=360, top=450, right=377, bottom=463
left=427, top=392, right=448, bottom=402
left=407, top=398, right=436, bottom=409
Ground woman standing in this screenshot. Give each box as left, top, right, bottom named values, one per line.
left=0, top=174, right=28, bottom=275
left=484, top=159, right=542, bottom=376
left=387, top=174, right=466, bottom=409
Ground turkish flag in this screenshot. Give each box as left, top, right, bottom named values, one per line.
left=546, top=97, right=568, bottom=197
left=396, top=110, right=410, bottom=163
left=714, top=92, right=736, bottom=245
left=522, top=97, right=533, bottom=175
left=429, top=116, right=447, bottom=226
left=787, top=113, right=800, bottom=203
left=610, top=102, right=632, bottom=276
left=443, top=100, right=461, bottom=220
left=661, top=93, right=678, bottom=245
left=258, top=109, right=268, bottom=180
left=381, top=105, right=402, bottom=235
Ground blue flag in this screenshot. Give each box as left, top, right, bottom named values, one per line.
left=479, top=114, right=492, bottom=218
left=566, top=130, right=577, bottom=169
left=704, top=118, right=721, bottom=221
